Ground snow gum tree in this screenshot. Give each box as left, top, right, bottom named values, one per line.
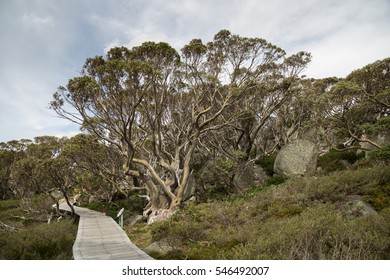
left=51, top=30, right=310, bottom=222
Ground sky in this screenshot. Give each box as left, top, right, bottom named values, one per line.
left=0, top=0, right=389, bottom=143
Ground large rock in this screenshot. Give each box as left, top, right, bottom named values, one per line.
left=144, top=239, right=173, bottom=256
left=147, top=209, right=175, bottom=225
left=181, top=174, right=196, bottom=202
left=343, top=195, right=378, bottom=217
left=361, top=132, right=390, bottom=157
left=274, top=139, right=318, bottom=177
left=127, top=214, right=144, bottom=226
left=233, top=161, right=268, bottom=189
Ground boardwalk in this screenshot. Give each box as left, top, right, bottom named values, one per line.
left=59, top=203, right=153, bottom=260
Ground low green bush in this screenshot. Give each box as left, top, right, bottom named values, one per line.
left=318, top=149, right=364, bottom=173
left=0, top=199, right=77, bottom=260
left=0, top=199, right=19, bottom=212
left=196, top=158, right=238, bottom=200
left=302, top=164, right=390, bottom=202
left=87, top=194, right=144, bottom=220
left=371, top=144, right=390, bottom=162
left=263, top=175, right=286, bottom=186
left=124, top=223, right=152, bottom=249
left=255, top=154, right=277, bottom=176
left=146, top=164, right=390, bottom=260
left=230, top=204, right=390, bottom=259
left=366, top=184, right=390, bottom=211
left=0, top=218, right=76, bottom=260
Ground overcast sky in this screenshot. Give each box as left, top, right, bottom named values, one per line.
left=0, top=0, right=389, bottom=143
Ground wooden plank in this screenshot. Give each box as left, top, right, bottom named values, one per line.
left=59, top=203, right=153, bottom=260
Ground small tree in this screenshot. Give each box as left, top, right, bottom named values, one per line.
left=0, top=140, right=31, bottom=199
left=7, top=137, right=77, bottom=217
left=61, top=134, right=127, bottom=202
left=313, top=58, right=390, bottom=151
left=42, top=156, right=78, bottom=217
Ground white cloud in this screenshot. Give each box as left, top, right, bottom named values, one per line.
left=88, top=14, right=128, bottom=36
left=103, top=38, right=122, bottom=54
left=0, top=0, right=389, bottom=142
left=0, top=69, right=80, bottom=142
left=22, top=13, right=54, bottom=27
left=288, top=0, right=390, bottom=78
left=303, top=29, right=390, bottom=78
left=103, top=32, right=171, bottom=54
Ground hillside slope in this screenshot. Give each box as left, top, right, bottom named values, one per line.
left=127, top=162, right=390, bottom=259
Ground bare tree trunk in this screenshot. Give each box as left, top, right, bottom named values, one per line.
left=48, top=192, right=60, bottom=216
left=61, top=189, right=75, bottom=217
left=141, top=174, right=166, bottom=217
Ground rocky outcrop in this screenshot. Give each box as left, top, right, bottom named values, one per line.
left=361, top=132, right=390, bottom=156
left=343, top=195, right=378, bottom=217
left=233, top=161, right=268, bottom=189
left=181, top=174, right=196, bottom=202
left=274, top=139, right=318, bottom=177
left=147, top=209, right=175, bottom=225
left=127, top=214, right=144, bottom=226
left=144, top=239, right=173, bottom=256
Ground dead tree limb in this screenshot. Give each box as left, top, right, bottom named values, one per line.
left=0, top=220, right=19, bottom=232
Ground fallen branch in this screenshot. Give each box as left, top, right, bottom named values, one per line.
left=11, top=215, right=26, bottom=220
left=0, top=220, right=19, bottom=232
left=12, top=214, right=55, bottom=223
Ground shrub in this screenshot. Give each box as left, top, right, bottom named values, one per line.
left=231, top=204, right=390, bottom=259
left=0, top=199, right=19, bottom=212
left=150, top=200, right=390, bottom=259
left=0, top=198, right=77, bottom=260
left=255, top=154, right=277, bottom=176
left=263, top=175, right=286, bottom=186
left=197, top=158, right=237, bottom=200
left=366, top=184, right=390, bottom=211
left=124, top=223, right=152, bottom=249
left=0, top=218, right=76, bottom=259
left=317, top=149, right=364, bottom=173
left=87, top=194, right=144, bottom=221
left=297, top=164, right=390, bottom=203
left=0, top=200, right=26, bottom=230
left=141, top=164, right=390, bottom=260
left=371, top=144, right=390, bottom=162
left=199, top=158, right=237, bottom=186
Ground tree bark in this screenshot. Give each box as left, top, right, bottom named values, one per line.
left=171, top=138, right=198, bottom=210
left=61, top=189, right=75, bottom=217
